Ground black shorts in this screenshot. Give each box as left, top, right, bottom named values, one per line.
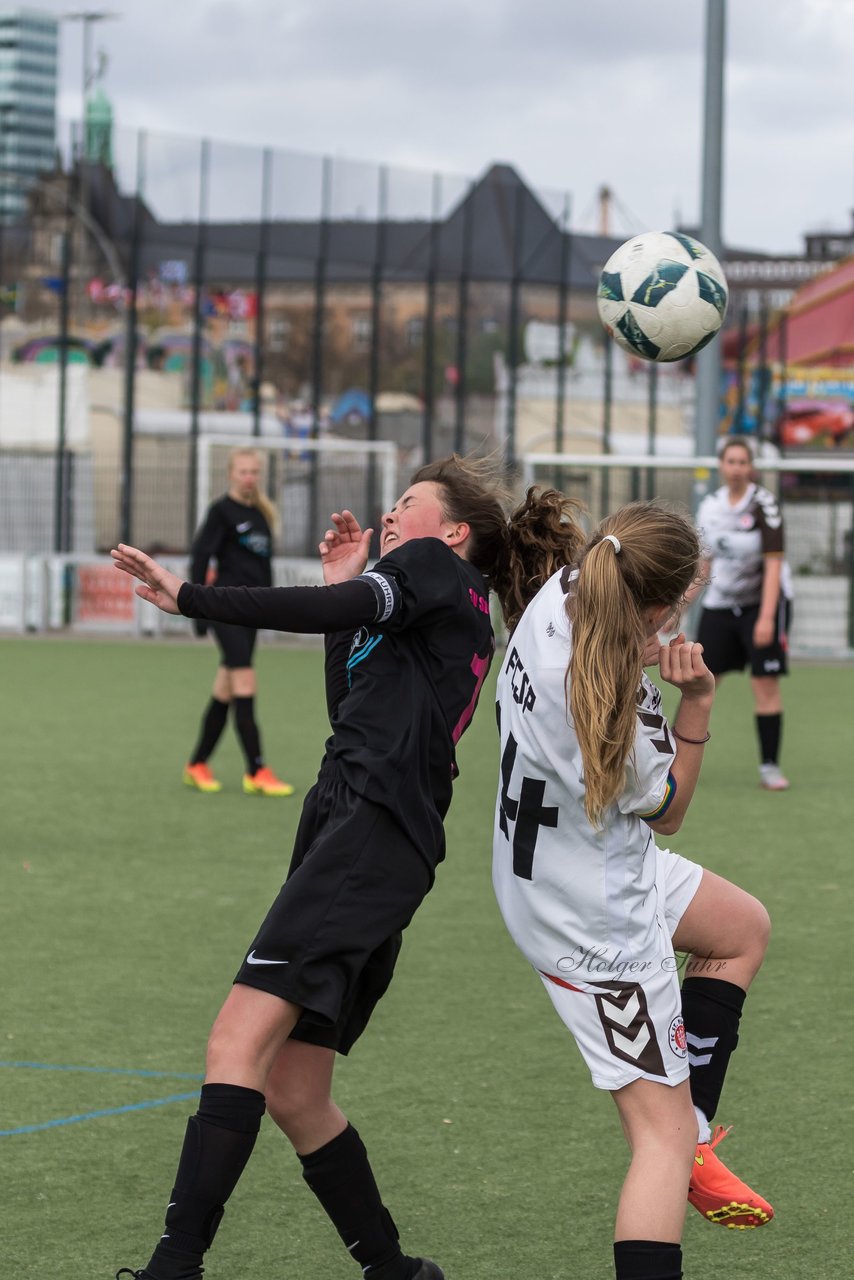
left=211, top=620, right=258, bottom=670
left=234, top=761, right=433, bottom=1055
left=698, top=600, right=791, bottom=678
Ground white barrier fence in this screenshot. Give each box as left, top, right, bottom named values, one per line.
left=1, top=550, right=851, bottom=659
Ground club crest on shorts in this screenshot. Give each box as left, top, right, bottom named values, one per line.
left=668, top=1015, right=688, bottom=1058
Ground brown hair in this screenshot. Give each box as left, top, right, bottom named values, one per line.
left=568, top=501, right=700, bottom=827
left=498, top=486, right=586, bottom=632
left=411, top=453, right=512, bottom=585
left=411, top=458, right=585, bottom=628
left=717, top=434, right=756, bottom=462
left=228, top=448, right=279, bottom=536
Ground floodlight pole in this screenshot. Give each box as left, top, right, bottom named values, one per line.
left=694, top=0, right=727, bottom=506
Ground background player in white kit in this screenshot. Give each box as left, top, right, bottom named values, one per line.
left=493, top=499, right=773, bottom=1280
left=694, top=435, right=792, bottom=791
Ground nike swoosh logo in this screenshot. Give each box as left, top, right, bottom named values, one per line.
left=245, top=950, right=289, bottom=966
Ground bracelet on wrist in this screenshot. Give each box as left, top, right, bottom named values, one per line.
left=672, top=727, right=711, bottom=745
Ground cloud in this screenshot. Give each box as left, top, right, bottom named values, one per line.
left=34, top=0, right=854, bottom=251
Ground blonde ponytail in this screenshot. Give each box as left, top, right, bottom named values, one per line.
left=252, top=488, right=279, bottom=538
left=569, top=541, right=644, bottom=828
left=567, top=501, right=701, bottom=828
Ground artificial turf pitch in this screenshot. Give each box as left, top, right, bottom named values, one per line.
left=2, top=635, right=851, bottom=1278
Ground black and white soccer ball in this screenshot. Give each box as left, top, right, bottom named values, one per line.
left=596, top=231, right=728, bottom=363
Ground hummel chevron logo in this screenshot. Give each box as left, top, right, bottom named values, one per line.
left=245, top=951, right=289, bottom=966
left=591, top=982, right=667, bottom=1077
left=601, top=993, right=651, bottom=1060
left=603, top=991, right=641, bottom=1028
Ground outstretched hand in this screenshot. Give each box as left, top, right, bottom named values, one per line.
left=657, top=633, right=715, bottom=699
left=318, top=510, right=373, bottom=585
left=111, top=544, right=185, bottom=614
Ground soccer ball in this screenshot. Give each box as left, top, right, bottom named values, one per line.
left=596, top=231, right=728, bottom=363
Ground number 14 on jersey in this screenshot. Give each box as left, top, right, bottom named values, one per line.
left=498, top=727, right=558, bottom=881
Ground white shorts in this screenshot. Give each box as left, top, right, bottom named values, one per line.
left=538, top=846, right=704, bottom=1091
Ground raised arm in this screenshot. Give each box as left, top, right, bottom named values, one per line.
left=111, top=542, right=384, bottom=634
left=319, top=510, right=374, bottom=585
left=645, top=634, right=715, bottom=837
left=317, top=510, right=373, bottom=718
left=111, top=544, right=185, bottom=613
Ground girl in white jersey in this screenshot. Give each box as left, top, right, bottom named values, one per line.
left=493, top=496, right=773, bottom=1280
left=694, top=435, right=791, bottom=791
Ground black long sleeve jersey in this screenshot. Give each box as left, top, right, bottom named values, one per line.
left=190, top=495, right=273, bottom=588
left=178, top=538, right=495, bottom=863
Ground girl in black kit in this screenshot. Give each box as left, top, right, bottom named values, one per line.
left=111, top=458, right=578, bottom=1280
left=184, top=447, right=293, bottom=797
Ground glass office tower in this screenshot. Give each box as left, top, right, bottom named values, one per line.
left=0, top=8, right=58, bottom=222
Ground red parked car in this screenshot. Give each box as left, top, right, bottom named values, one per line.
left=777, top=399, right=854, bottom=448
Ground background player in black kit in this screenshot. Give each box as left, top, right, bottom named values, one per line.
left=184, top=446, right=293, bottom=797
left=111, top=457, right=578, bottom=1280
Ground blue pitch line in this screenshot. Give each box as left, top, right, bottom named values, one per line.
left=0, top=1060, right=203, bottom=1080
left=1, top=1092, right=199, bottom=1137
left=0, top=1062, right=203, bottom=1139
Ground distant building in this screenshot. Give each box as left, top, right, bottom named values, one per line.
left=0, top=6, right=58, bottom=222
left=706, top=215, right=854, bottom=324
left=801, top=211, right=854, bottom=263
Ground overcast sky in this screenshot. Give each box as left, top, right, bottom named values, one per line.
left=27, top=0, right=854, bottom=253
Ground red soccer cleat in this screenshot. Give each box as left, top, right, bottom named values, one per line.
left=688, top=1125, right=774, bottom=1229
left=183, top=761, right=222, bottom=793
left=243, top=766, right=295, bottom=797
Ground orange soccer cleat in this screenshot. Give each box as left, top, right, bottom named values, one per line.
left=243, top=766, right=295, bottom=797
left=688, top=1125, right=774, bottom=1229
left=183, top=761, right=222, bottom=793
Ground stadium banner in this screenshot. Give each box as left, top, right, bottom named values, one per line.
left=75, top=564, right=137, bottom=627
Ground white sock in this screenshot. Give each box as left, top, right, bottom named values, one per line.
left=694, top=1105, right=711, bottom=1144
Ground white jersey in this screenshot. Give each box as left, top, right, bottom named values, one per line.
left=697, top=483, right=792, bottom=609
left=492, top=568, right=678, bottom=986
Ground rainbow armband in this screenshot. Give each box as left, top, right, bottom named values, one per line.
left=638, top=771, right=677, bottom=821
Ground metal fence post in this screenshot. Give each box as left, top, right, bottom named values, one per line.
left=120, top=128, right=145, bottom=545
left=253, top=146, right=273, bottom=438
left=187, top=138, right=210, bottom=547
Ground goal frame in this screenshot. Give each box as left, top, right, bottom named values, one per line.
left=195, top=432, right=399, bottom=533
left=521, top=451, right=854, bottom=485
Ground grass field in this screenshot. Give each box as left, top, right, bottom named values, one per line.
left=2, top=635, right=852, bottom=1279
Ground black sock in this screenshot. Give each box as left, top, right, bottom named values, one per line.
left=233, top=696, right=263, bottom=774
left=614, top=1240, right=682, bottom=1280
left=681, top=977, right=746, bottom=1122
left=299, top=1124, right=418, bottom=1279
left=189, top=697, right=229, bottom=765
left=756, top=712, right=782, bottom=765
left=144, top=1083, right=266, bottom=1280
